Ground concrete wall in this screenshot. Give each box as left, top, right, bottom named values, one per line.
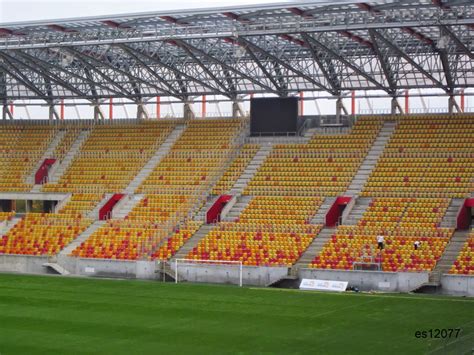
left=2, top=254, right=473, bottom=296
left=0, top=254, right=49, bottom=274
left=57, top=255, right=158, bottom=280
left=299, top=268, right=429, bottom=292
left=172, top=263, right=288, bottom=286
left=441, top=275, right=474, bottom=297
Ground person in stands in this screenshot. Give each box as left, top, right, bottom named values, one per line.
left=377, top=235, right=385, bottom=250
left=414, top=240, right=421, bottom=250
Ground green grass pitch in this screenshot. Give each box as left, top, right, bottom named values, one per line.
left=0, top=273, right=473, bottom=354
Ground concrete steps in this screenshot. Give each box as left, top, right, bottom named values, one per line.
left=48, top=129, right=91, bottom=183
left=229, top=144, right=273, bottom=195
left=173, top=224, right=215, bottom=259
left=26, top=129, right=67, bottom=186
left=431, top=229, right=471, bottom=279
left=124, top=125, right=185, bottom=194
left=294, top=227, right=335, bottom=268
left=303, top=128, right=317, bottom=140
left=0, top=217, right=22, bottom=236
left=42, top=262, right=70, bottom=275
left=193, top=196, right=219, bottom=222
left=343, top=197, right=372, bottom=225
left=112, top=194, right=145, bottom=219
left=87, top=193, right=113, bottom=220
left=59, top=220, right=106, bottom=256
left=345, top=121, right=397, bottom=197
left=222, top=195, right=253, bottom=222
left=310, top=197, right=337, bottom=225
left=440, top=198, right=464, bottom=228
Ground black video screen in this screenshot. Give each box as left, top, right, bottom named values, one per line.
left=250, top=97, right=298, bottom=136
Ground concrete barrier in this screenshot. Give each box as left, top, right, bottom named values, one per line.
left=299, top=268, right=429, bottom=292
left=441, top=274, right=474, bottom=297
left=59, top=256, right=158, bottom=280
left=172, top=262, right=288, bottom=286
left=0, top=254, right=49, bottom=274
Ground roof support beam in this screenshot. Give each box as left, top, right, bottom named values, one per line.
left=237, top=36, right=332, bottom=93
left=2, top=50, right=90, bottom=98
left=300, top=33, right=340, bottom=95
left=371, top=29, right=449, bottom=93
left=117, top=44, right=186, bottom=99
left=11, top=50, right=112, bottom=99
left=173, top=43, right=233, bottom=98
left=172, top=39, right=279, bottom=95
left=301, top=32, right=388, bottom=93
left=368, top=29, right=397, bottom=94
left=64, top=47, right=173, bottom=102
left=0, top=54, right=47, bottom=98
left=439, top=25, right=474, bottom=60
left=243, top=45, right=284, bottom=95
left=62, top=47, right=135, bottom=97
left=123, top=43, right=228, bottom=97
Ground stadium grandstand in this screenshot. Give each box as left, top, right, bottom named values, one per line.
left=0, top=0, right=473, bottom=302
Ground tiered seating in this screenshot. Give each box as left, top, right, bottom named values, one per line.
left=0, top=213, right=91, bottom=256
left=0, top=125, right=56, bottom=191
left=362, top=115, right=474, bottom=198
left=310, top=198, right=454, bottom=272
left=338, top=198, right=453, bottom=237
left=72, top=118, right=246, bottom=260
left=43, top=122, right=174, bottom=193
left=138, top=119, right=244, bottom=194
left=310, top=234, right=448, bottom=272
left=0, top=212, right=14, bottom=222
left=244, top=117, right=382, bottom=196
left=151, top=221, right=202, bottom=260
left=71, top=194, right=195, bottom=260
left=53, top=128, right=81, bottom=161
left=58, top=193, right=104, bottom=217
left=212, top=144, right=259, bottom=195
left=187, top=196, right=323, bottom=266
left=450, top=230, right=474, bottom=275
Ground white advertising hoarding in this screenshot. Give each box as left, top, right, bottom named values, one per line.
left=299, top=278, right=348, bottom=292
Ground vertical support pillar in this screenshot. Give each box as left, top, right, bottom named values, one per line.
left=351, top=91, right=356, bottom=116
left=49, top=104, right=60, bottom=120
left=2, top=103, right=13, bottom=120
left=232, top=101, right=244, bottom=118
left=137, top=101, right=149, bottom=120
left=156, top=96, right=160, bottom=119
left=94, top=103, right=105, bottom=120
left=109, top=98, right=113, bottom=120
left=460, top=89, right=465, bottom=112
left=335, top=97, right=348, bottom=124
left=299, top=91, right=304, bottom=116
left=183, top=102, right=195, bottom=120
left=201, top=95, right=206, bottom=118
left=391, top=97, right=404, bottom=115
left=404, top=90, right=409, bottom=114
left=448, top=95, right=460, bottom=114
left=60, top=99, right=65, bottom=120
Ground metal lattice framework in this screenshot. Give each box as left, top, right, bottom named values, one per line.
left=0, top=0, right=473, bottom=107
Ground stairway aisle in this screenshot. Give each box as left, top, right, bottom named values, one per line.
left=345, top=121, right=397, bottom=197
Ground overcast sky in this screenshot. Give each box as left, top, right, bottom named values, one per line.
left=0, top=0, right=291, bottom=23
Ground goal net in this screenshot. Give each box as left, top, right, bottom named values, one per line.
left=174, top=259, right=243, bottom=287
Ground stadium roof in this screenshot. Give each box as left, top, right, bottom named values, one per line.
left=0, top=0, right=473, bottom=104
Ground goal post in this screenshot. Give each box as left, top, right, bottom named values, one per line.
left=174, top=258, right=243, bottom=287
